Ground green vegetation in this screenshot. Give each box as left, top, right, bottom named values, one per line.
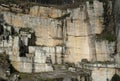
left=65, top=62, right=75, bottom=67
left=96, top=0, right=115, bottom=42
left=20, top=27, right=32, bottom=33
left=96, top=31, right=116, bottom=42
left=38, top=78, right=52, bottom=81
left=93, top=61, right=114, bottom=64
left=19, top=73, right=53, bottom=81
left=0, top=0, right=94, bottom=5
left=19, top=73, right=34, bottom=80
left=0, top=0, right=111, bottom=10
left=0, top=0, right=20, bottom=4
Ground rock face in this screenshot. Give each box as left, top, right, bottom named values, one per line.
left=0, top=0, right=115, bottom=66
left=0, top=23, right=54, bottom=73
left=114, top=0, right=120, bottom=64
left=1, top=0, right=115, bottom=64
left=0, top=0, right=120, bottom=80
left=92, top=67, right=115, bottom=81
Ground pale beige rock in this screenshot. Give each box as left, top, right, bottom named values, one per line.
left=92, top=68, right=115, bottom=81
left=11, top=61, right=32, bottom=73
left=0, top=0, right=117, bottom=75
left=95, top=41, right=115, bottom=61
left=29, top=6, right=66, bottom=18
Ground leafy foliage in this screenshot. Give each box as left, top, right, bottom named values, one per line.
left=0, top=0, right=94, bottom=5
left=96, top=31, right=116, bottom=42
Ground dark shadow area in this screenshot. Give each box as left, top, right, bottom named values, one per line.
left=28, top=0, right=73, bottom=5
left=9, top=64, right=18, bottom=74
left=0, top=24, right=4, bottom=35
left=19, top=40, right=28, bottom=57
left=19, top=45, right=28, bottom=57
left=6, top=55, right=18, bottom=74
left=0, top=14, right=4, bottom=23
left=0, top=0, right=90, bottom=5
left=0, top=78, right=7, bottom=81
left=111, top=74, right=120, bottom=81
left=28, top=32, right=36, bottom=46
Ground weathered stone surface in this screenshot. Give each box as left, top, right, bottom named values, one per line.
left=114, top=0, right=120, bottom=64
left=95, top=41, right=115, bottom=61
left=92, top=68, right=115, bottom=81
left=29, top=46, right=63, bottom=64
left=11, top=61, right=32, bottom=73
left=3, top=12, right=63, bottom=46
left=0, top=0, right=118, bottom=77
left=29, top=6, right=66, bottom=18
left=64, top=0, right=105, bottom=63
left=65, top=36, right=91, bottom=63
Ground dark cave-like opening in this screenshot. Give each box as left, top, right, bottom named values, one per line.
left=111, top=74, right=120, bottom=81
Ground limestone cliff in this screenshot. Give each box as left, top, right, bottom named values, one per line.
left=1, top=0, right=115, bottom=63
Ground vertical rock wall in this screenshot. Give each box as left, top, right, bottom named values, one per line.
left=0, top=0, right=116, bottom=66
left=92, top=68, right=115, bottom=81
left=114, top=0, right=120, bottom=63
